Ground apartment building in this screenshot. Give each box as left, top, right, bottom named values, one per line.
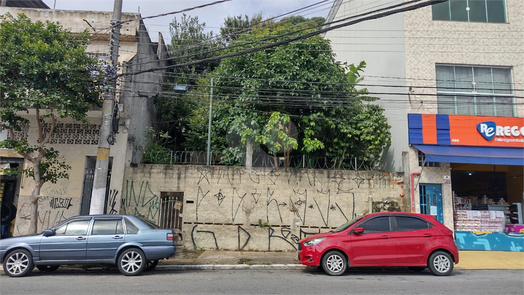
left=324, top=0, right=523, bottom=244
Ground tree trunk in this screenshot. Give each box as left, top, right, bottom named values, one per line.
left=245, top=141, right=253, bottom=170
left=27, top=161, right=42, bottom=235
left=28, top=185, right=42, bottom=234
left=273, top=153, right=278, bottom=168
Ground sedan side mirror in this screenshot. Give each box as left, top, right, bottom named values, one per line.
left=353, top=227, right=365, bottom=235
left=43, top=229, right=56, bottom=237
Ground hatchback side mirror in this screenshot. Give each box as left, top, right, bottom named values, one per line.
left=353, top=227, right=364, bottom=235
left=43, top=229, right=56, bottom=237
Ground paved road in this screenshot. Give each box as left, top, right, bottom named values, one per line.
left=1, top=267, right=522, bottom=295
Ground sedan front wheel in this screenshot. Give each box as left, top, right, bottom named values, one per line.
left=321, top=250, right=347, bottom=276
left=3, top=249, right=34, bottom=277
left=117, top=248, right=146, bottom=276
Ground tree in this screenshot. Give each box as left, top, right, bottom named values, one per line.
left=190, top=18, right=390, bottom=168
left=152, top=14, right=220, bottom=151
left=220, top=14, right=263, bottom=44
left=0, top=14, right=101, bottom=234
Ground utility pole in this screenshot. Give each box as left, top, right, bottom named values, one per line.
left=206, top=78, right=213, bottom=165
left=90, top=0, right=122, bottom=214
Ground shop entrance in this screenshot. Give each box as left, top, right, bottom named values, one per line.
left=419, top=184, right=443, bottom=223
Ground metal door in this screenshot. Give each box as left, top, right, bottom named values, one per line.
left=80, top=156, right=112, bottom=215
left=419, top=184, right=443, bottom=223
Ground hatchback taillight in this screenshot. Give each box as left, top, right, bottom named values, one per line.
left=441, top=228, right=453, bottom=236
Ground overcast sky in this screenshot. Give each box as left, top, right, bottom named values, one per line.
left=42, top=0, right=330, bottom=42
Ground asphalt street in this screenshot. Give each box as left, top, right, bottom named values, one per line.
left=1, top=267, right=522, bottom=295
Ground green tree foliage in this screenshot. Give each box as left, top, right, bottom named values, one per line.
left=153, top=14, right=220, bottom=150
left=220, top=14, right=263, bottom=44
left=0, top=14, right=101, bottom=234
left=187, top=19, right=390, bottom=168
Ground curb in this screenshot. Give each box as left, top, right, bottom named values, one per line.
left=157, top=264, right=307, bottom=270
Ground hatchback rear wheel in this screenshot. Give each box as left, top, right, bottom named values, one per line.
left=3, top=249, right=34, bottom=277
left=321, top=250, right=347, bottom=276
left=428, top=251, right=453, bottom=276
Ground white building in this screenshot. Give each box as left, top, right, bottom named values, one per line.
left=0, top=2, right=167, bottom=236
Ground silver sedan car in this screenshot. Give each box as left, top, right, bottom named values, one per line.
left=0, top=214, right=177, bottom=277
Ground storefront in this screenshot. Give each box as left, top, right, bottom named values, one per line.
left=408, top=114, right=524, bottom=252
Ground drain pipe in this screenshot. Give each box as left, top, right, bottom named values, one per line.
left=410, top=172, right=420, bottom=213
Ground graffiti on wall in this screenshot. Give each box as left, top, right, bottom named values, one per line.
left=189, top=223, right=324, bottom=251
left=122, top=180, right=159, bottom=223
left=15, top=195, right=76, bottom=235
left=124, top=166, right=404, bottom=251
left=107, top=189, right=119, bottom=214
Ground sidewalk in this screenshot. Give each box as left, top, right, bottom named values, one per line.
left=158, top=249, right=524, bottom=270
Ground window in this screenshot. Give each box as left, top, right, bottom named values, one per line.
left=395, top=216, right=431, bottom=231
left=55, top=220, right=90, bottom=236
left=432, top=0, right=506, bottom=23
left=358, top=217, right=391, bottom=233
left=418, top=151, right=440, bottom=167
left=92, top=219, right=124, bottom=235
left=436, top=65, right=514, bottom=117
left=125, top=218, right=139, bottom=234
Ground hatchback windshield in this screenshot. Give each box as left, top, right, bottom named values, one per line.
left=331, top=216, right=363, bottom=232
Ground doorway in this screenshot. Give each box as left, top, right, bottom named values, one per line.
left=419, top=184, right=443, bottom=223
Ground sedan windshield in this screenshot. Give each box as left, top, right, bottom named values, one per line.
left=331, top=216, right=364, bottom=233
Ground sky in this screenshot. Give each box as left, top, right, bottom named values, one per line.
left=42, top=0, right=331, bottom=42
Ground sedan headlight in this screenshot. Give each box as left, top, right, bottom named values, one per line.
left=303, top=237, right=326, bottom=246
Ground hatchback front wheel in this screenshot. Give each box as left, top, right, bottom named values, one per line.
left=321, top=250, right=347, bottom=276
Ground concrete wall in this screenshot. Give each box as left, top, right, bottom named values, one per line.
left=123, top=165, right=406, bottom=251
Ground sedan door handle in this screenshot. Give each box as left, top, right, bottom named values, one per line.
left=380, top=235, right=390, bottom=239
left=113, top=236, right=123, bottom=239
left=422, top=233, right=432, bottom=237
left=77, top=237, right=86, bottom=240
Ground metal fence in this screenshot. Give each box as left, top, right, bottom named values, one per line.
left=143, top=150, right=384, bottom=171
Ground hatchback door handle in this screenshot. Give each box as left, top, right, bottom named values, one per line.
left=380, top=235, right=390, bottom=239
left=77, top=237, right=86, bottom=240
left=422, top=233, right=432, bottom=237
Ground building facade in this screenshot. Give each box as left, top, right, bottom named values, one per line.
left=324, top=0, right=523, bottom=244
left=0, top=4, right=167, bottom=236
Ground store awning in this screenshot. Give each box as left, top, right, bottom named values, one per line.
left=413, top=145, right=524, bottom=166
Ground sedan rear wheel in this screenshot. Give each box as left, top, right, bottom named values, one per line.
left=118, top=248, right=146, bottom=276
left=3, top=249, right=34, bottom=277
left=321, top=250, right=347, bottom=276
left=428, top=251, right=453, bottom=276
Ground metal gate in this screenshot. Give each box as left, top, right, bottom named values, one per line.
left=159, top=192, right=183, bottom=231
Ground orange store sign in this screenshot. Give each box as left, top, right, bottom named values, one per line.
left=408, top=114, right=524, bottom=148
left=449, top=115, right=524, bottom=148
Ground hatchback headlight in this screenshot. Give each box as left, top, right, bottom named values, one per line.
left=303, top=237, right=326, bottom=246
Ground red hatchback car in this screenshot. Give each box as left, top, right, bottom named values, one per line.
left=298, top=212, right=459, bottom=276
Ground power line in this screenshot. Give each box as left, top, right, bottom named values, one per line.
left=126, top=0, right=428, bottom=70
left=120, top=1, right=455, bottom=78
